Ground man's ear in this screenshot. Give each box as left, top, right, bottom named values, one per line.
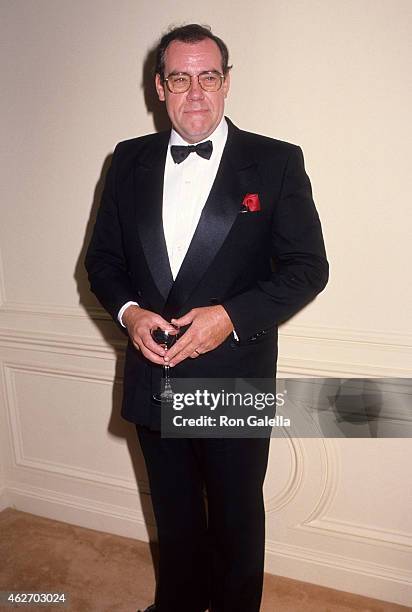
left=223, top=71, right=230, bottom=98
left=155, top=74, right=166, bottom=102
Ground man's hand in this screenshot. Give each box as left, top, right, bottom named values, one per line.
left=165, top=305, right=234, bottom=367
left=122, top=305, right=177, bottom=365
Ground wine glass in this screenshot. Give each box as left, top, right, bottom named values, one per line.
left=151, top=326, right=180, bottom=403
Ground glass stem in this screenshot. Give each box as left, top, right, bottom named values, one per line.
left=164, top=364, right=171, bottom=389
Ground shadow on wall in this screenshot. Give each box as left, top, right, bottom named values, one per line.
left=74, top=42, right=170, bottom=328
left=142, top=45, right=171, bottom=133
left=73, top=43, right=172, bottom=579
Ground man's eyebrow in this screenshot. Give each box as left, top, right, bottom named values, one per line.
left=166, top=68, right=222, bottom=76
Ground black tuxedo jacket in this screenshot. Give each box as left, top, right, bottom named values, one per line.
left=85, top=118, right=328, bottom=428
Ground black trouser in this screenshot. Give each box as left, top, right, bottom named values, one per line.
left=136, top=425, right=270, bottom=612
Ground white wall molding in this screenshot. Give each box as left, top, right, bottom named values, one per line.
left=264, top=538, right=412, bottom=606
left=298, top=438, right=341, bottom=522
left=6, top=483, right=154, bottom=542
left=0, top=328, right=124, bottom=360
left=0, top=303, right=119, bottom=351
left=295, top=438, right=412, bottom=550
left=0, top=487, right=9, bottom=512
left=2, top=361, right=150, bottom=494
left=279, top=324, right=412, bottom=377
left=0, top=247, right=6, bottom=308
left=278, top=357, right=411, bottom=377
left=264, top=435, right=305, bottom=512
left=1, top=302, right=410, bottom=350
left=0, top=323, right=410, bottom=378
left=280, top=324, right=412, bottom=349
left=299, top=516, right=412, bottom=551
left=0, top=300, right=109, bottom=321
left=265, top=537, right=412, bottom=583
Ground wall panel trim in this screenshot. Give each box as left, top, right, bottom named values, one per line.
left=0, top=325, right=410, bottom=377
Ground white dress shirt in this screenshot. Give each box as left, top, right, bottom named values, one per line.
left=118, top=117, right=228, bottom=326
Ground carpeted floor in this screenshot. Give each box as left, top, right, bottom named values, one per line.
left=0, top=508, right=409, bottom=612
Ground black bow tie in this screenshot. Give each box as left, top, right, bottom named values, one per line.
left=170, top=140, right=213, bottom=164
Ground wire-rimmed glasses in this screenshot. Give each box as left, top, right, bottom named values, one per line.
left=164, top=70, right=225, bottom=94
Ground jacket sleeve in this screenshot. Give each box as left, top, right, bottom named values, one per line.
left=222, top=145, right=329, bottom=340
left=84, top=144, right=137, bottom=324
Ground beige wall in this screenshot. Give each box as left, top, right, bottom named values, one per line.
left=1, top=0, right=411, bottom=606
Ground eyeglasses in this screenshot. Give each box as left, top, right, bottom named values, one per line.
left=164, top=70, right=225, bottom=94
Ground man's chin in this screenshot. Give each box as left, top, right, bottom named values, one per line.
left=179, top=122, right=217, bottom=144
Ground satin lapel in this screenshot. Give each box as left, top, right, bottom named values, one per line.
left=164, top=122, right=257, bottom=317
left=135, top=132, right=174, bottom=300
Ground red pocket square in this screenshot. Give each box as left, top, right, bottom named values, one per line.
left=241, top=193, right=261, bottom=212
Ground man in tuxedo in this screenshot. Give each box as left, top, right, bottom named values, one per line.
left=85, top=24, right=328, bottom=612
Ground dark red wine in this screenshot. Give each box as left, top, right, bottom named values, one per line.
left=151, top=328, right=179, bottom=349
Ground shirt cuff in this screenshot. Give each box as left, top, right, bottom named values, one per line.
left=118, top=301, right=139, bottom=327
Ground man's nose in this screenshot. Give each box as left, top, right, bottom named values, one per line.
left=187, top=76, right=204, bottom=100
